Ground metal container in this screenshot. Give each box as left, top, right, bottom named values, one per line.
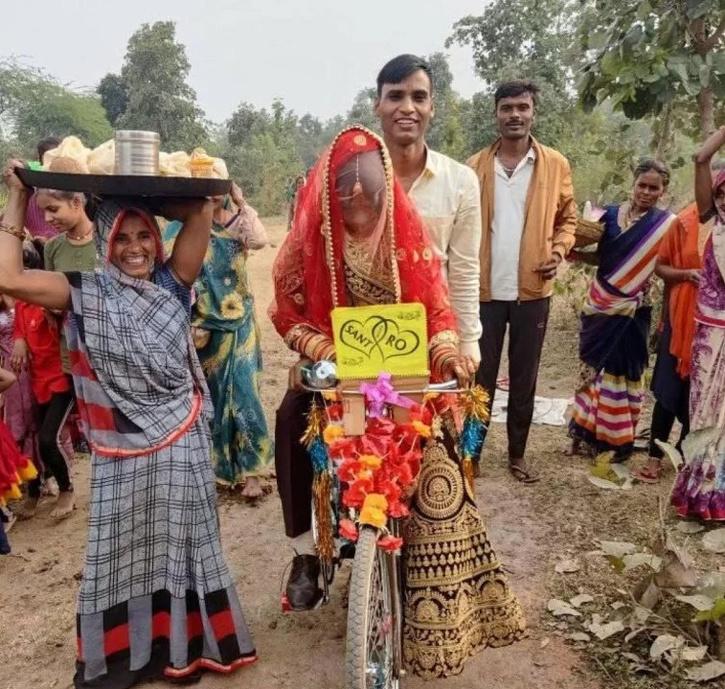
left=114, top=130, right=160, bottom=176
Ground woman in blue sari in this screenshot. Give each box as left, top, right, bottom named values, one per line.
left=164, top=164, right=272, bottom=498
left=569, top=160, right=679, bottom=460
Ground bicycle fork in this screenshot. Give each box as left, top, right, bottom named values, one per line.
left=385, top=520, right=405, bottom=682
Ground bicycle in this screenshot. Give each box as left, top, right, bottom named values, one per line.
left=293, top=362, right=466, bottom=689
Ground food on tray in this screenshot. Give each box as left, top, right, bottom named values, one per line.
left=46, top=156, right=86, bottom=174
left=189, top=148, right=215, bottom=178
left=38, top=135, right=220, bottom=178
left=159, top=151, right=191, bottom=177
left=42, top=136, right=90, bottom=173
left=87, top=140, right=115, bottom=175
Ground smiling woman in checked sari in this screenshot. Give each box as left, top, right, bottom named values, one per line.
left=568, top=159, right=679, bottom=462
left=0, top=162, right=256, bottom=688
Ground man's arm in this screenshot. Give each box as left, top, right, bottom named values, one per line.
left=552, top=157, right=578, bottom=259
left=447, top=168, right=482, bottom=362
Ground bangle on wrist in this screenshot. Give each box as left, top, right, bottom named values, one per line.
left=0, top=222, right=25, bottom=241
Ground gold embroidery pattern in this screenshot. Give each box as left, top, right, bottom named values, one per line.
left=403, top=437, right=526, bottom=679
left=343, top=262, right=396, bottom=305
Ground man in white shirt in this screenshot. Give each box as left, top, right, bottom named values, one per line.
left=374, top=54, right=481, bottom=375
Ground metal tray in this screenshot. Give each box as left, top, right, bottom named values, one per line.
left=15, top=168, right=230, bottom=198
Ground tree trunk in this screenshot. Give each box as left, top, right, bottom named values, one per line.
left=654, top=103, right=673, bottom=159
left=698, top=87, right=715, bottom=138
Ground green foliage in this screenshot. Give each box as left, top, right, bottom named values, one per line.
left=0, top=59, right=112, bottom=151
left=579, top=0, right=725, bottom=136
left=99, top=21, right=208, bottom=150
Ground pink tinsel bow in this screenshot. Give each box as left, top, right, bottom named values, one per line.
left=360, top=373, right=415, bottom=418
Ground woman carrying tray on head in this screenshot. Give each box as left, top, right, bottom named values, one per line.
left=568, top=159, right=679, bottom=462
left=270, top=126, right=524, bottom=678
left=0, top=162, right=256, bottom=688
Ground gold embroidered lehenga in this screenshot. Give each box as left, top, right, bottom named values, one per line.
left=269, top=126, right=525, bottom=678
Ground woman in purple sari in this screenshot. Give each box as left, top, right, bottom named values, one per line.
left=672, top=127, right=725, bottom=521
left=569, top=160, right=679, bottom=460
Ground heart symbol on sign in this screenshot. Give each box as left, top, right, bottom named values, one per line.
left=339, top=316, right=420, bottom=362
left=339, top=318, right=377, bottom=359
left=370, top=317, right=420, bottom=361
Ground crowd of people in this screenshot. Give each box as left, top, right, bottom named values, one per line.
left=0, top=52, right=723, bottom=687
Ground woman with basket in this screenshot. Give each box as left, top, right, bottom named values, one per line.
left=270, top=126, right=525, bottom=679
left=568, top=159, right=679, bottom=462
left=0, top=162, right=256, bottom=687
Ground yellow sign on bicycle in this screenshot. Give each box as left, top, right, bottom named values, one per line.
left=331, top=303, right=429, bottom=380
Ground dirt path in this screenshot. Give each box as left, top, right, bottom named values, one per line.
left=0, top=219, right=600, bottom=689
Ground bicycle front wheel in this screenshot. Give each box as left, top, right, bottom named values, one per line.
left=345, top=526, right=399, bottom=689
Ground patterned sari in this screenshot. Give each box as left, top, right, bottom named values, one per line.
left=66, top=201, right=255, bottom=688
left=672, top=173, right=725, bottom=520
left=570, top=204, right=677, bottom=456
left=270, top=127, right=525, bottom=678
left=164, top=218, right=272, bottom=486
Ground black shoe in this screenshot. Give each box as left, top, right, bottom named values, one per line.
left=286, top=554, right=322, bottom=611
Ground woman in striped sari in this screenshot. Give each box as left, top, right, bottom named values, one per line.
left=568, top=159, right=679, bottom=461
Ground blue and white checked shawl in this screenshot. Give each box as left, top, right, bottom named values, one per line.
left=66, top=199, right=211, bottom=452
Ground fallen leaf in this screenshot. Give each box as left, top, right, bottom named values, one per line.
left=694, top=597, right=725, bottom=622
left=599, top=541, right=638, bottom=558
left=611, top=601, right=626, bottom=610
left=625, top=627, right=646, bottom=643
left=547, top=599, right=581, bottom=617
left=674, top=594, right=715, bottom=612
left=686, top=660, right=725, bottom=683
left=587, top=476, right=623, bottom=490
left=695, top=572, right=725, bottom=599
left=703, top=529, right=725, bottom=554
left=623, top=553, right=662, bottom=572
left=540, top=637, right=551, bottom=649
left=555, top=559, right=581, bottom=574
left=676, top=521, right=706, bottom=534
left=622, top=652, right=642, bottom=663
left=655, top=551, right=698, bottom=589
left=588, top=619, right=625, bottom=640
left=631, top=605, right=652, bottom=625
left=680, top=646, right=709, bottom=662
left=570, top=593, right=594, bottom=608
left=566, top=632, right=591, bottom=642
left=649, top=634, right=684, bottom=661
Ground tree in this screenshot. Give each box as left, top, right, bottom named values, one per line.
left=426, top=52, right=466, bottom=159
left=97, top=73, right=128, bottom=126
left=345, top=87, right=379, bottom=132
left=0, top=59, right=112, bottom=150
left=99, top=21, right=208, bottom=150
left=446, top=0, right=586, bottom=149
left=579, top=0, right=725, bottom=137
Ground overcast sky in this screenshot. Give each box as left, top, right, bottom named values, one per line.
left=3, top=0, right=488, bottom=123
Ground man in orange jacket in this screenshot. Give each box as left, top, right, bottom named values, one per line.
left=468, top=80, right=577, bottom=483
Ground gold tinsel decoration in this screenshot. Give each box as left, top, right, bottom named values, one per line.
left=313, top=472, right=334, bottom=563
left=460, top=385, right=491, bottom=423
left=301, top=402, right=326, bottom=447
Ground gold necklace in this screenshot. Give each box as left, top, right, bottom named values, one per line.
left=67, top=226, right=93, bottom=242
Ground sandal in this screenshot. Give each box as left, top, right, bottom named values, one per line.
left=632, top=464, right=661, bottom=484
left=509, top=464, right=540, bottom=484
